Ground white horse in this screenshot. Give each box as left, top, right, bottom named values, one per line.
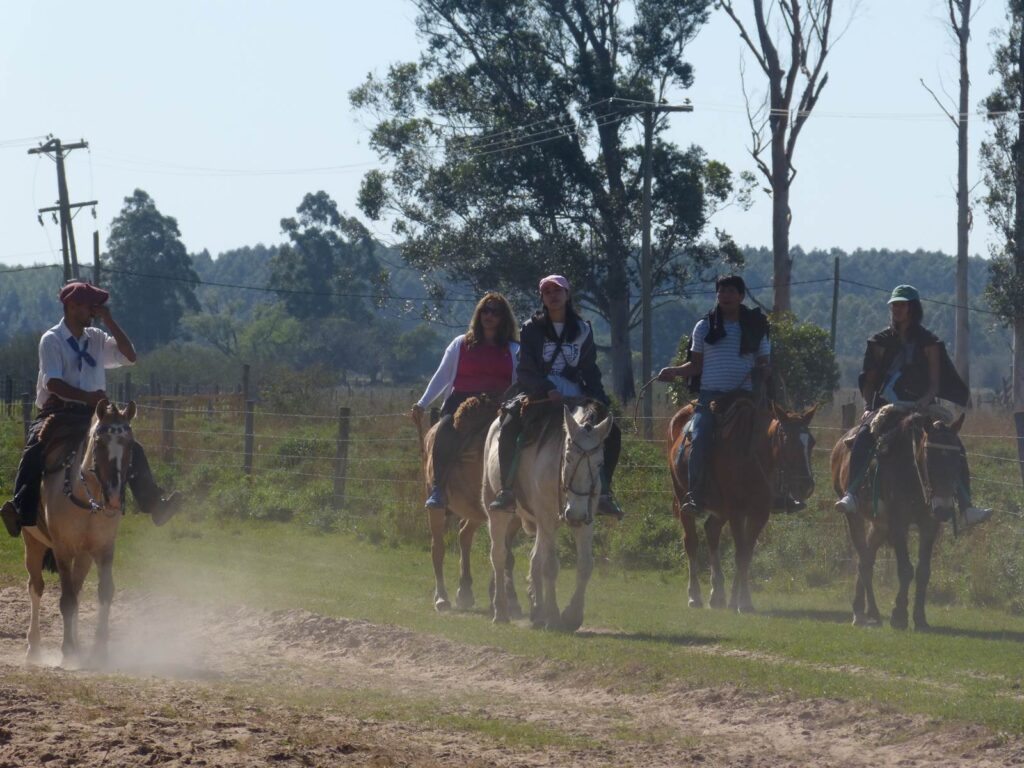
left=483, top=400, right=612, bottom=631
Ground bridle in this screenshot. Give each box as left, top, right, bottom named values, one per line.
left=64, top=422, right=134, bottom=515
left=561, top=429, right=604, bottom=525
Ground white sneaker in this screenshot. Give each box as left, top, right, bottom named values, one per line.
left=963, top=506, right=993, bottom=526
left=834, top=492, right=857, bottom=514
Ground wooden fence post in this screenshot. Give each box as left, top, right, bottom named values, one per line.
left=21, top=392, right=32, bottom=440
left=841, top=402, right=856, bottom=431
left=1015, top=411, right=1024, bottom=489
left=4, top=376, right=12, bottom=418
left=124, top=373, right=132, bottom=403
left=243, top=400, right=255, bottom=475
left=333, top=407, right=351, bottom=510
left=242, top=364, right=251, bottom=402
left=161, top=400, right=174, bottom=462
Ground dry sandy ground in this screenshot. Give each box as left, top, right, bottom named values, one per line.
left=0, top=586, right=1021, bottom=767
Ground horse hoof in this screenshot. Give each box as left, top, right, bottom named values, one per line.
left=492, top=612, right=510, bottom=624
left=508, top=600, right=524, bottom=620
left=434, top=598, right=451, bottom=612
left=688, top=598, right=703, bottom=609
left=914, top=620, right=931, bottom=632
left=890, top=615, right=909, bottom=631
left=560, top=610, right=583, bottom=633
left=736, top=604, right=756, bottom=615
left=25, top=647, right=42, bottom=665
left=455, top=589, right=475, bottom=611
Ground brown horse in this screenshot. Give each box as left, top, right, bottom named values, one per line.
left=668, top=396, right=817, bottom=612
left=419, top=396, right=521, bottom=614
left=23, top=400, right=136, bottom=665
left=831, top=405, right=964, bottom=630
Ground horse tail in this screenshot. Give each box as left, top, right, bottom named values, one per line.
left=42, top=549, right=57, bottom=574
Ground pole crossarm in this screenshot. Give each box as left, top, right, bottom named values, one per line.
left=37, top=200, right=98, bottom=214
left=27, top=139, right=89, bottom=155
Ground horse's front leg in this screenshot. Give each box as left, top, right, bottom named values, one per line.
left=537, top=528, right=561, bottom=630
left=862, top=523, right=886, bottom=625
left=913, top=518, right=939, bottom=631
left=727, top=515, right=747, bottom=612
left=680, top=506, right=702, bottom=608
left=456, top=517, right=479, bottom=610
left=735, top=507, right=769, bottom=614
left=528, top=534, right=544, bottom=627
left=890, top=521, right=914, bottom=631
left=560, top=522, right=594, bottom=632
left=706, top=515, right=727, bottom=609
left=427, top=508, right=450, bottom=612
left=93, top=550, right=114, bottom=665
left=487, top=512, right=511, bottom=623
left=56, top=554, right=80, bottom=666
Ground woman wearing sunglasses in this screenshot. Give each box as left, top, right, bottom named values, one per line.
left=412, top=292, right=520, bottom=509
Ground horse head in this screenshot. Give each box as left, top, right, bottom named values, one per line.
left=915, top=411, right=964, bottom=522
left=770, top=402, right=818, bottom=502
left=561, top=403, right=613, bottom=527
left=82, top=399, right=137, bottom=512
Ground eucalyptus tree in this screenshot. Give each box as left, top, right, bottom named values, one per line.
left=351, top=0, right=744, bottom=400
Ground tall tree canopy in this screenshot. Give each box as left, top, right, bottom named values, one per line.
left=351, top=0, right=743, bottom=400
left=105, top=189, right=199, bottom=351
left=269, top=191, right=384, bottom=321
left=980, top=0, right=1024, bottom=407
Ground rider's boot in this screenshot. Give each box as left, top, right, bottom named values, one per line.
left=1, top=501, right=20, bottom=538
left=488, top=429, right=521, bottom=512
left=425, top=485, right=446, bottom=510
left=596, top=469, right=623, bottom=520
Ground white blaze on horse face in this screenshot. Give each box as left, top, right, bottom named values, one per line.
left=562, top=409, right=604, bottom=526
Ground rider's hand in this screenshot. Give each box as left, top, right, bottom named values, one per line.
left=410, top=404, right=424, bottom=422
left=91, top=305, right=112, bottom=325
left=657, top=367, right=678, bottom=382
left=547, top=389, right=563, bottom=404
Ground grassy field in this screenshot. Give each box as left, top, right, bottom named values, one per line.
left=1, top=388, right=1023, bottom=736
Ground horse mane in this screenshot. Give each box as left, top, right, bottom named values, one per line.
left=40, top=409, right=97, bottom=471
left=452, top=394, right=500, bottom=435
left=869, top=405, right=927, bottom=457
left=712, top=394, right=759, bottom=456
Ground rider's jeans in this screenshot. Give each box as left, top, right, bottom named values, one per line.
left=685, top=390, right=726, bottom=501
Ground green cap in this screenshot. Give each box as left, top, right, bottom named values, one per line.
left=888, top=284, right=919, bottom=304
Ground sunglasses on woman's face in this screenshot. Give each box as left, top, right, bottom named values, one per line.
left=480, top=305, right=502, bottom=316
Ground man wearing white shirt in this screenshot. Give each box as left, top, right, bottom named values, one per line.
left=1, top=282, right=182, bottom=537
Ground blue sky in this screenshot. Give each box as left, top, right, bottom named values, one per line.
left=0, top=1, right=1010, bottom=269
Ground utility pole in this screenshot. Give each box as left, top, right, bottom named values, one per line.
left=28, top=138, right=97, bottom=283
left=635, top=102, right=693, bottom=439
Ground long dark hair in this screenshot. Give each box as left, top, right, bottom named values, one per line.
left=465, top=292, right=518, bottom=348
left=541, top=295, right=584, bottom=337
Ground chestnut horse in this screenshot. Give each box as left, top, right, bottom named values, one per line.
left=831, top=405, right=964, bottom=630
left=668, top=396, right=817, bottom=612
left=419, top=396, right=521, bottom=614
left=22, top=400, right=136, bottom=665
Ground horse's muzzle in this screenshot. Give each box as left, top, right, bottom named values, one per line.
left=930, top=497, right=955, bottom=522
left=563, top=502, right=592, bottom=527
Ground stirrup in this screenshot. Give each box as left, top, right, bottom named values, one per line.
left=489, top=488, right=516, bottom=512
left=680, top=493, right=705, bottom=518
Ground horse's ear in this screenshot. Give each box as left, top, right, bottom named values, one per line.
left=801, top=403, right=818, bottom=424
left=562, top=404, right=578, bottom=436
left=95, top=399, right=110, bottom=419
left=595, top=415, right=614, bottom=441
left=124, top=401, right=137, bottom=421
left=950, top=412, right=965, bottom=434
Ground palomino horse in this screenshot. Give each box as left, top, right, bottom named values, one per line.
left=831, top=405, right=964, bottom=630
left=484, top=399, right=613, bottom=631
left=22, top=400, right=136, bottom=665
left=669, top=396, right=817, bottom=612
left=418, top=396, right=521, bottom=614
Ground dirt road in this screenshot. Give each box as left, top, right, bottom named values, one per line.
left=0, top=586, right=1019, bottom=767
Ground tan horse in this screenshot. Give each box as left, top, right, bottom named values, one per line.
left=669, top=396, right=817, bottom=612
left=483, top=400, right=612, bottom=631
left=831, top=405, right=964, bottom=630
left=419, top=396, right=521, bottom=614
left=22, top=400, right=136, bottom=665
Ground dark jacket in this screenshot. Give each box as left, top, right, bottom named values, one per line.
left=859, top=325, right=968, bottom=407
left=514, top=311, right=609, bottom=404
left=688, top=305, right=770, bottom=394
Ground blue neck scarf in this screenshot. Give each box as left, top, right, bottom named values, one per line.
left=66, top=336, right=97, bottom=371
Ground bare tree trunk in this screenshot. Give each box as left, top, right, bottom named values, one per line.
left=606, top=290, right=636, bottom=403
left=954, top=0, right=972, bottom=395
left=1015, top=8, right=1024, bottom=411
left=772, top=137, right=792, bottom=313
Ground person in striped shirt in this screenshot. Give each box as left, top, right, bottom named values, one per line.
left=657, top=275, right=770, bottom=517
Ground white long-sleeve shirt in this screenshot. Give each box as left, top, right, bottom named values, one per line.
left=416, top=334, right=520, bottom=409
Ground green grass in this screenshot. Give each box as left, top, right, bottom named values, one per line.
left=2, top=394, right=1024, bottom=738
left=4, top=514, right=1021, bottom=733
